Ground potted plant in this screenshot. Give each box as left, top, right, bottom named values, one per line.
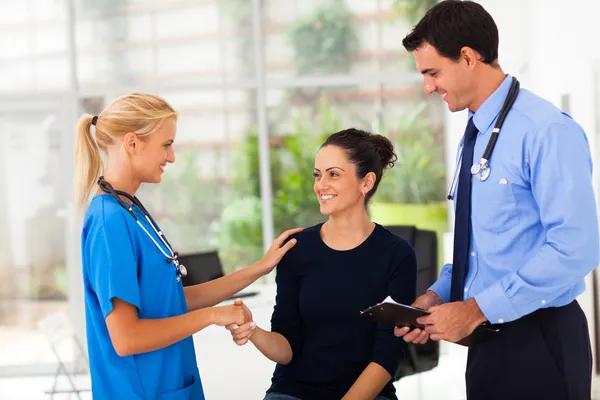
left=286, top=0, right=357, bottom=76
left=369, top=103, right=448, bottom=269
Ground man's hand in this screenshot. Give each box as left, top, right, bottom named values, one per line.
left=417, top=298, right=487, bottom=343
left=394, top=290, right=443, bottom=343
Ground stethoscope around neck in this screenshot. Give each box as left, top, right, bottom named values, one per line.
left=447, top=77, right=520, bottom=200
left=97, top=177, right=187, bottom=282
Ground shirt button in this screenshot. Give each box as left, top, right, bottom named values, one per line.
left=471, top=252, right=476, bottom=257
left=541, top=300, right=546, bottom=305
left=464, top=287, right=468, bottom=293
left=498, top=318, right=504, bottom=323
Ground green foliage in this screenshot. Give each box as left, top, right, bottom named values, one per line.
left=216, top=196, right=265, bottom=272
left=392, top=0, right=438, bottom=25
left=374, top=103, right=446, bottom=204
left=230, top=126, right=284, bottom=199
left=153, top=148, right=232, bottom=253
left=287, top=0, right=358, bottom=75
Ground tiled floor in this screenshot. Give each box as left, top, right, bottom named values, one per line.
left=0, top=290, right=470, bottom=399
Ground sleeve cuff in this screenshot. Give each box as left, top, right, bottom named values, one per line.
left=371, top=351, right=404, bottom=379
left=474, top=282, right=519, bottom=324
left=428, top=279, right=451, bottom=304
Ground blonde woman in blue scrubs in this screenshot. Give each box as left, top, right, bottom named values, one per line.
left=74, top=93, right=300, bottom=400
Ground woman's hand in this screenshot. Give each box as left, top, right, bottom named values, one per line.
left=211, top=303, right=247, bottom=327
left=256, top=228, right=303, bottom=276
left=226, top=299, right=256, bottom=346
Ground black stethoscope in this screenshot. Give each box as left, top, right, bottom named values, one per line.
left=447, top=77, right=520, bottom=200
left=97, top=176, right=188, bottom=282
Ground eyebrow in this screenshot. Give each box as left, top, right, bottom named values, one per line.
left=314, top=167, right=345, bottom=172
left=420, top=68, right=437, bottom=75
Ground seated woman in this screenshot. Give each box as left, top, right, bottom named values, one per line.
left=229, top=128, right=418, bottom=400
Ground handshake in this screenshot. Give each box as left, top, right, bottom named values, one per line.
left=212, top=299, right=256, bottom=346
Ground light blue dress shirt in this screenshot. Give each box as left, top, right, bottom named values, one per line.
left=430, top=74, right=600, bottom=325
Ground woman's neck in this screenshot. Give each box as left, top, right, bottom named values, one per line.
left=96, top=167, right=141, bottom=202
left=321, top=209, right=375, bottom=251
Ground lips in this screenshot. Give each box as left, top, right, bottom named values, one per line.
left=319, top=194, right=337, bottom=203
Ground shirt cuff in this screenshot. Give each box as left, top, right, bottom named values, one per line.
left=474, top=282, right=519, bottom=324
left=428, top=279, right=451, bottom=304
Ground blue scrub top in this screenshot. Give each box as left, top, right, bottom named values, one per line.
left=81, top=194, right=205, bottom=400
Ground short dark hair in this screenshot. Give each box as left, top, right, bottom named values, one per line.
left=402, top=0, right=499, bottom=64
left=320, top=128, right=397, bottom=203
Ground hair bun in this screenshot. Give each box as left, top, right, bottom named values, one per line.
left=370, top=135, right=397, bottom=170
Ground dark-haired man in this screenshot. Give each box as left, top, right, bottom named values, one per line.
left=394, top=1, right=599, bottom=399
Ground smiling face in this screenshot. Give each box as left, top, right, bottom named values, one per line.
left=313, top=145, right=373, bottom=217
left=127, top=117, right=177, bottom=184
left=413, top=42, right=477, bottom=112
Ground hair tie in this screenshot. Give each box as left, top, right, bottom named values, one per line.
left=91, top=116, right=98, bottom=126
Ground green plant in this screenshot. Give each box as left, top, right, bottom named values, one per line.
left=374, top=103, right=446, bottom=204
left=230, top=126, right=284, bottom=199
left=215, top=127, right=286, bottom=273
left=216, top=196, right=265, bottom=274
left=151, top=148, right=233, bottom=254
left=287, top=0, right=358, bottom=76
left=392, top=0, right=438, bottom=25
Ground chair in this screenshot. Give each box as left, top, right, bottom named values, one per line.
left=385, top=225, right=441, bottom=381
left=179, top=251, right=225, bottom=286
left=179, top=251, right=258, bottom=298
left=37, top=311, right=91, bottom=399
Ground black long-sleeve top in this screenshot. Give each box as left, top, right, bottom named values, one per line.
left=266, top=223, right=418, bottom=400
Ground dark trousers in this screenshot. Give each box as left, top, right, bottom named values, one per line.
left=466, top=300, right=592, bottom=400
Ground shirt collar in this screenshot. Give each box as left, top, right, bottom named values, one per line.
left=468, top=74, right=513, bottom=135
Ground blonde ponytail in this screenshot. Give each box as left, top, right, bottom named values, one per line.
left=73, top=93, right=178, bottom=209
left=74, top=114, right=102, bottom=208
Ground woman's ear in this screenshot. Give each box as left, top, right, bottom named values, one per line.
left=362, top=172, right=376, bottom=194
left=122, top=132, right=137, bottom=155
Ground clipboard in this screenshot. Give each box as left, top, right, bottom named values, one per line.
left=360, top=296, right=500, bottom=347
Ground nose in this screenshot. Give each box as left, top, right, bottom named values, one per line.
left=167, top=147, right=175, bottom=163
left=315, top=176, right=330, bottom=192
left=424, top=79, right=436, bottom=95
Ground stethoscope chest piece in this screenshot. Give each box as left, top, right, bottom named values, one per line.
left=447, top=76, right=520, bottom=199
left=172, top=258, right=188, bottom=282
left=471, top=160, right=491, bottom=182
left=178, top=263, right=187, bottom=280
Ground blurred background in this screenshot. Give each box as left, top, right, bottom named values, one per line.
left=0, top=0, right=599, bottom=399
